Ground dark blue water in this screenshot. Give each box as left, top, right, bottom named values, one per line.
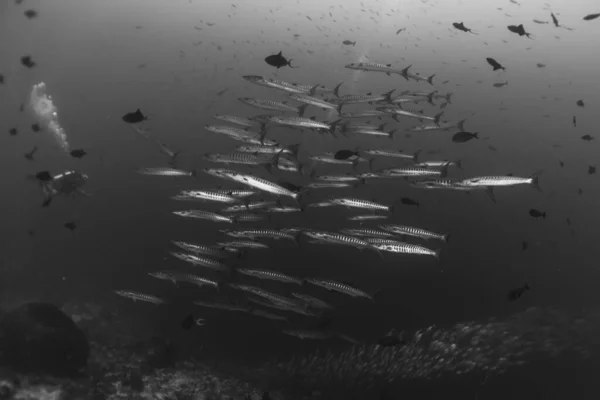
left=2, top=0, right=600, bottom=398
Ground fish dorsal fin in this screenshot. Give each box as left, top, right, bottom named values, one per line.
left=309, top=116, right=316, bottom=120
left=386, top=64, right=392, bottom=67
left=366, top=92, right=372, bottom=95
left=277, top=51, right=282, bottom=56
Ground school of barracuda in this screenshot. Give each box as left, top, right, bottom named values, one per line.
left=117, top=63, right=542, bottom=345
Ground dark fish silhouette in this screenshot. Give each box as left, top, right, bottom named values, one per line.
left=31, top=123, right=40, bottom=132
left=70, top=149, right=87, bottom=159
left=529, top=209, right=546, bottom=219
left=401, top=197, right=419, bottom=207
left=578, top=188, right=583, bottom=195
left=24, top=146, right=38, bottom=161
left=493, top=81, right=508, bottom=87
left=396, top=28, right=406, bottom=34
left=64, top=221, right=77, bottom=231
left=550, top=12, right=560, bottom=27
left=583, top=13, right=600, bottom=21
left=521, top=241, right=528, bottom=251
left=559, top=161, right=564, bottom=167
left=265, top=51, right=298, bottom=69
left=573, top=116, right=576, bottom=127
left=536, top=63, right=546, bottom=68
left=452, top=22, right=475, bottom=33
left=581, top=135, right=594, bottom=141
left=279, top=182, right=303, bottom=192
left=24, top=9, right=38, bottom=19
left=334, top=149, right=359, bottom=160
left=20, top=55, right=36, bottom=68
left=507, top=24, right=532, bottom=38
left=576, top=99, right=585, bottom=107
left=342, top=40, right=356, bottom=46
left=0, top=74, right=4, bottom=84
left=34, top=171, right=53, bottom=182
left=508, top=283, right=530, bottom=301
left=181, top=314, right=205, bottom=330
left=8, top=128, right=18, bottom=136
left=452, top=131, right=479, bottom=143
left=122, top=109, right=148, bottom=124
left=588, top=165, right=596, bottom=175
left=486, top=57, right=505, bottom=71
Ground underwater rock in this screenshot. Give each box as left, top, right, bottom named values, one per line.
left=0, top=303, right=89, bottom=377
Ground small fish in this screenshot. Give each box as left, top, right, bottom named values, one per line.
left=536, top=63, right=546, bottom=68
left=31, top=123, right=40, bottom=132
left=181, top=314, right=205, bottom=330
left=583, top=13, right=600, bottom=21
left=265, top=51, right=298, bottom=69
left=115, top=290, right=165, bottom=305
left=396, top=28, right=406, bottom=34
left=573, top=116, right=576, bottom=127
left=64, top=221, right=77, bottom=231
left=122, top=109, right=148, bottom=124
left=452, top=22, right=476, bottom=33
left=529, top=209, right=546, bottom=218
left=486, top=58, right=506, bottom=71
left=452, top=131, right=479, bottom=143
left=0, top=74, right=4, bottom=84
left=138, top=167, right=195, bottom=177
left=533, top=19, right=549, bottom=24
left=173, top=210, right=235, bottom=223
left=588, top=165, right=596, bottom=175
left=400, top=197, right=419, bottom=207
left=507, top=24, right=533, bottom=38
left=334, top=149, right=360, bottom=160
left=581, top=135, right=594, bottom=141
left=69, top=149, right=87, bottom=159
left=34, top=171, right=53, bottom=182
left=576, top=100, right=585, bottom=107
left=522, top=241, right=528, bottom=251
left=550, top=12, right=560, bottom=27
left=493, top=81, right=508, bottom=87
left=342, top=40, right=357, bottom=46
left=508, top=283, right=530, bottom=301
left=20, top=55, right=36, bottom=68
left=24, top=9, right=38, bottom=18
left=24, top=146, right=38, bottom=161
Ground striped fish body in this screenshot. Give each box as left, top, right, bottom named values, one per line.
left=410, top=179, right=473, bottom=191
left=380, top=167, right=443, bottom=178
left=212, top=189, right=256, bottom=198
left=233, top=213, right=266, bottom=223
left=348, top=214, right=388, bottom=221
left=379, top=224, right=447, bottom=242
left=341, top=228, right=395, bottom=238
left=302, top=230, right=372, bottom=250
left=115, top=290, right=165, bottom=304
left=217, top=240, right=270, bottom=249
left=219, top=172, right=300, bottom=200
left=230, top=284, right=300, bottom=308
left=338, top=90, right=395, bottom=105
left=307, top=182, right=351, bottom=189
left=237, top=268, right=303, bottom=285
left=345, top=128, right=391, bottom=138
left=222, top=200, right=276, bottom=213
left=213, top=114, right=256, bottom=127
left=148, top=271, right=219, bottom=288
left=176, top=190, right=240, bottom=204
left=170, top=252, right=231, bottom=271
left=364, top=149, right=420, bottom=161
left=173, top=210, right=234, bottom=223
left=137, top=167, right=194, bottom=177
left=265, top=206, right=302, bottom=213
left=204, top=152, right=277, bottom=166
left=221, top=229, right=296, bottom=241
left=315, top=174, right=359, bottom=182
left=378, top=107, right=442, bottom=124
left=309, top=155, right=354, bottom=165
left=239, top=97, right=303, bottom=113
left=410, top=119, right=466, bottom=132
left=306, top=278, right=374, bottom=300
left=289, top=93, right=340, bottom=112
left=330, top=197, right=390, bottom=212
left=171, top=241, right=233, bottom=258
left=341, top=110, right=389, bottom=118
left=373, top=242, right=440, bottom=259
left=268, top=115, right=331, bottom=130
left=460, top=175, right=533, bottom=187
left=344, top=62, right=410, bottom=79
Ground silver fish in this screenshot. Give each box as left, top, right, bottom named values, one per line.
left=409, top=119, right=466, bottom=132
left=204, top=125, right=276, bottom=145
left=344, top=62, right=410, bottom=79
left=330, top=197, right=391, bottom=212
left=170, top=252, right=231, bottom=272
left=306, top=278, right=377, bottom=301
left=403, top=65, right=436, bottom=85
left=363, top=148, right=421, bottom=162
left=174, top=190, right=240, bottom=204
left=193, top=300, right=249, bottom=312
left=378, top=107, right=443, bottom=125
left=221, top=228, right=297, bottom=242
left=289, top=91, right=341, bottom=114
left=307, top=182, right=351, bottom=189
left=171, top=241, right=233, bottom=258
left=379, top=224, right=448, bottom=242
left=268, top=115, right=336, bottom=131
left=415, top=160, right=461, bottom=169
left=137, top=167, right=195, bottom=177
left=237, top=268, right=304, bottom=285
left=214, top=171, right=301, bottom=200
left=379, top=166, right=447, bottom=178
left=341, top=228, right=396, bottom=238
left=148, top=271, right=219, bottom=289
left=213, top=114, right=257, bottom=127
left=459, top=170, right=542, bottom=190
left=203, top=152, right=278, bottom=167
left=173, top=210, right=235, bottom=223
left=372, top=242, right=440, bottom=259
left=222, top=200, right=276, bottom=213
left=217, top=240, right=270, bottom=249
left=239, top=97, right=307, bottom=115
left=115, top=290, right=166, bottom=304
left=348, top=214, right=389, bottom=221
left=291, top=293, right=335, bottom=310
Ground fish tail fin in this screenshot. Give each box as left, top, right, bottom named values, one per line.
left=400, top=64, right=411, bottom=80
left=333, top=82, right=343, bottom=97
left=298, top=104, right=308, bottom=117
left=336, top=104, right=343, bottom=116
left=389, top=129, right=396, bottom=140
left=427, top=74, right=436, bottom=85
left=427, top=91, right=436, bottom=105
left=191, top=169, right=197, bottom=178
left=351, top=159, right=359, bottom=171
left=443, top=233, right=450, bottom=243
left=379, top=122, right=388, bottom=131
left=309, top=84, right=320, bottom=96
left=486, top=187, right=496, bottom=203
left=384, top=89, right=396, bottom=103
left=445, top=92, right=453, bottom=104
left=413, top=149, right=422, bottom=163
left=287, top=143, right=302, bottom=161
left=456, top=159, right=463, bottom=170
left=370, top=288, right=383, bottom=303
left=440, top=164, right=449, bottom=178
left=434, top=248, right=442, bottom=260
left=457, top=119, right=467, bottom=132
left=530, top=170, right=543, bottom=192
left=434, top=112, right=444, bottom=126
left=474, top=132, right=480, bottom=139
left=259, top=128, right=268, bottom=145
left=525, top=283, right=530, bottom=290
left=288, top=59, right=299, bottom=68
left=392, top=114, right=400, bottom=123
left=329, top=119, right=341, bottom=134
